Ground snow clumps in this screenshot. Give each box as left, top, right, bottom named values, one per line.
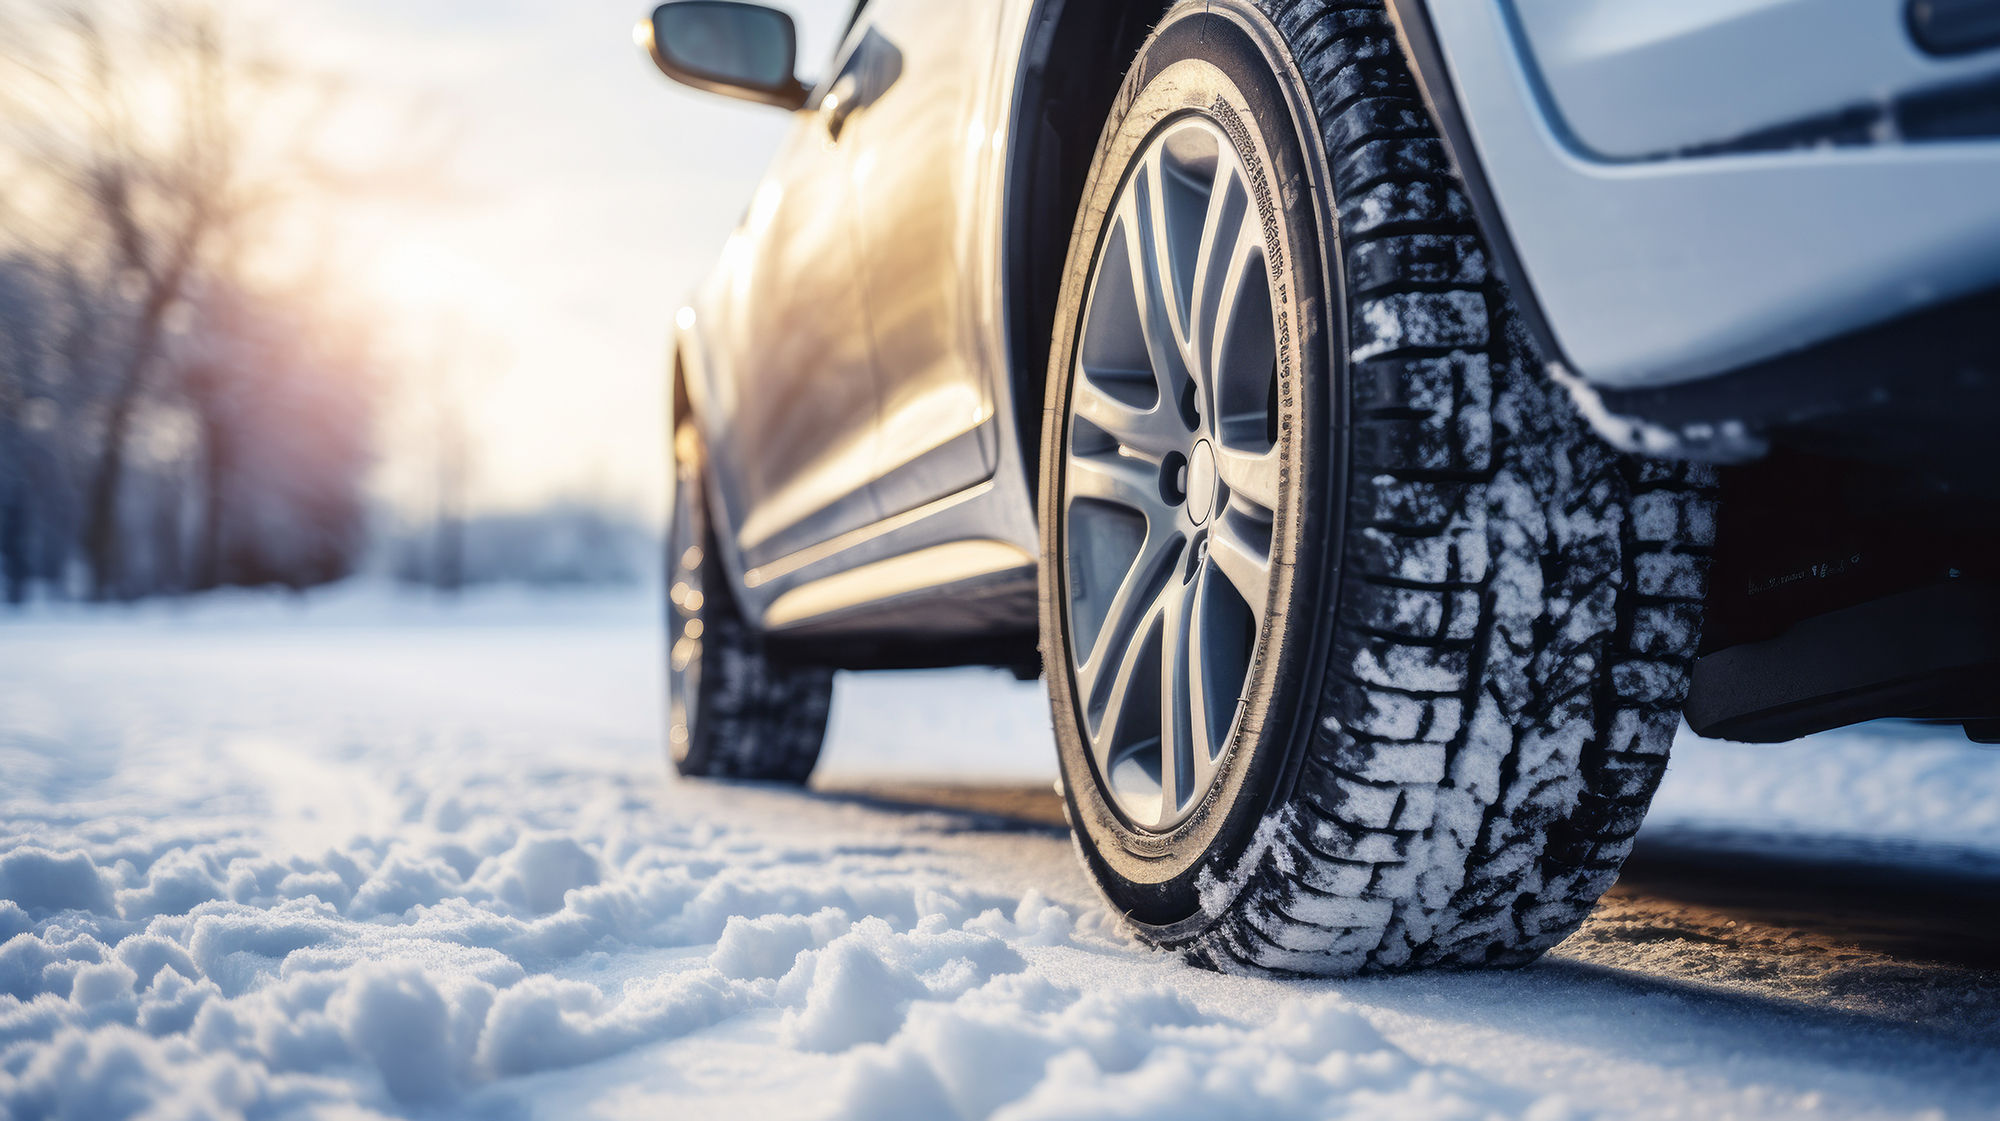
left=0, top=786, right=1550, bottom=1120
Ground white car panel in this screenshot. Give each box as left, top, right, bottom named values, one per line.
left=1511, top=0, right=2000, bottom=158
left=1428, top=0, right=2000, bottom=389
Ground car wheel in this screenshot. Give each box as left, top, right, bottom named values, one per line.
left=1037, top=0, right=1717, bottom=973
left=668, top=418, right=834, bottom=783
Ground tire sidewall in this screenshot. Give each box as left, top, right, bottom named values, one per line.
left=1038, top=0, right=1345, bottom=937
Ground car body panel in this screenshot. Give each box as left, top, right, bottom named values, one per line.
left=693, top=113, right=884, bottom=568
left=677, top=0, right=1042, bottom=638
left=841, top=1, right=1009, bottom=517
left=1512, top=0, right=2000, bottom=159
left=1426, top=0, right=2000, bottom=388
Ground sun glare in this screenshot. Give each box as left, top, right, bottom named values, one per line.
left=370, top=239, right=489, bottom=314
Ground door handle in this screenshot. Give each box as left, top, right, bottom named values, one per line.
left=819, top=28, right=902, bottom=143
left=822, top=73, right=860, bottom=141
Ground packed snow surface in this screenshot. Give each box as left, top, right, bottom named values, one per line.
left=2, top=584, right=1997, bottom=1120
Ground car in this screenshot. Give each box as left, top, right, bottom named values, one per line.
left=638, top=0, right=2000, bottom=974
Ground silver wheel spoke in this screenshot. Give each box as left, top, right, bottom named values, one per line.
left=1121, top=170, right=1197, bottom=424
left=1086, top=591, right=1169, bottom=790
left=1140, top=148, right=1193, bottom=351
left=1214, top=444, right=1282, bottom=514
left=1188, top=162, right=1253, bottom=417
left=1071, top=372, right=1192, bottom=459
left=1208, top=515, right=1272, bottom=627
left=1180, top=564, right=1229, bottom=803
left=1204, top=220, right=1265, bottom=386
left=1158, top=571, right=1204, bottom=819
left=1074, top=518, right=1183, bottom=712
left=1067, top=448, right=1170, bottom=519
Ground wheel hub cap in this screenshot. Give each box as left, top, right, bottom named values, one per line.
left=1186, top=440, right=1217, bottom=524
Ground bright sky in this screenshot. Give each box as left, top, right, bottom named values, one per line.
left=270, top=0, right=855, bottom=521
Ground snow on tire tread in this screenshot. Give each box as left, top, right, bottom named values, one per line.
left=1185, top=0, right=1716, bottom=976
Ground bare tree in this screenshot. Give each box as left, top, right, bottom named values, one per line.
left=0, top=0, right=425, bottom=600
left=0, top=252, right=100, bottom=601
left=175, top=283, right=373, bottom=589
left=0, top=0, right=490, bottom=602
left=0, top=260, right=40, bottom=603
left=0, top=5, right=227, bottom=595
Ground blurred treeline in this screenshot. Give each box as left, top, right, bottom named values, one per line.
left=0, top=256, right=376, bottom=601
left=0, top=0, right=374, bottom=602
left=0, top=1, right=659, bottom=603
left=380, top=502, right=660, bottom=591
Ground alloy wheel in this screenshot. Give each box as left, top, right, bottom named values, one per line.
left=667, top=424, right=708, bottom=762
left=1061, top=116, right=1285, bottom=832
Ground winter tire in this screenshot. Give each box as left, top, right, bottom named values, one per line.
left=1037, top=0, right=1716, bottom=973
left=668, top=419, right=835, bottom=783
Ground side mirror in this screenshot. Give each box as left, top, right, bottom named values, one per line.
left=637, top=1, right=809, bottom=111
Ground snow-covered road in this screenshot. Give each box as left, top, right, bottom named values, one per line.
left=3, top=587, right=1998, bottom=1120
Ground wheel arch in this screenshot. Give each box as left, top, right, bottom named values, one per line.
left=668, top=331, right=704, bottom=513
left=1378, top=0, right=1567, bottom=379
left=667, top=325, right=759, bottom=621
left=669, top=335, right=694, bottom=444
left=999, top=0, right=1174, bottom=497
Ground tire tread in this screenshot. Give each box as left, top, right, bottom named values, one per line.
left=1183, top=0, right=1716, bottom=974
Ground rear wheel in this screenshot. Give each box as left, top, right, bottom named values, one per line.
left=668, top=419, right=833, bottom=783
left=1038, top=0, right=1716, bottom=973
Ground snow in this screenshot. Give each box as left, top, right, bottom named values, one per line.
left=1652, top=722, right=2000, bottom=857
left=3, top=583, right=1998, bottom=1120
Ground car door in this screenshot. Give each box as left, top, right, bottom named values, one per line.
left=834, top=0, right=1009, bottom=518
left=707, top=102, right=882, bottom=571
